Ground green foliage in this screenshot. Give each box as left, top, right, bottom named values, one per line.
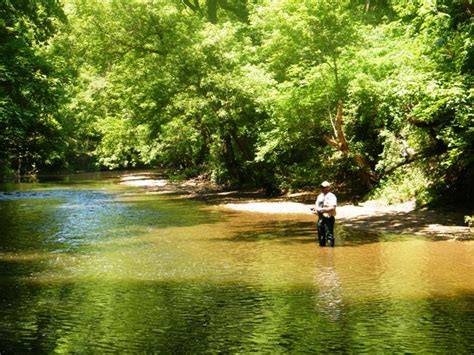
left=465, top=215, right=473, bottom=228
left=369, top=164, right=432, bottom=205
left=2, top=0, right=472, bottom=205
left=0, top=0, right=66, bottom=177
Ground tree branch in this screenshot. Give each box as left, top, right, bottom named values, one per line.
left=323, top=135, right=340, bottom=149
left=334, top=100, right=349, bottom=153
left=207, top=0, right=218, bottom=23
left=379, top=153, right=422, bottom=178
left=324, top=100, right=376, bottom=186
left=182, top=0, right=202, bottom=14
left=91, top=18, right=167, bottom=57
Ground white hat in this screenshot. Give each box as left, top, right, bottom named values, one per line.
left=320, top=181, right=331, bottom=188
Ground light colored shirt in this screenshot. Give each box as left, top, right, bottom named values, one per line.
left=315, top=192, right=337, bottom=217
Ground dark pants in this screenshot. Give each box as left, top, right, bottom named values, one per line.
left=317, top=216, right=335, bottom=247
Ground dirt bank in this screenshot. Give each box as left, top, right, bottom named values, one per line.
left=119, top=173, right=472, bottom=240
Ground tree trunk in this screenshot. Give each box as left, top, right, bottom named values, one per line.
left=222, top=133, right=243, bottom=184
left=207, top=0, right=218, bottom=23
left=323, top=101, right=376, bottom=187
left=17, top=153, right=22, bottom=183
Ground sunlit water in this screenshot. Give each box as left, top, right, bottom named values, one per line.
left=0, top=173, right=473, bottom=353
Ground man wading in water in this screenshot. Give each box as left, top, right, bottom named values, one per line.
left=311, top=181, right=337, bottom=247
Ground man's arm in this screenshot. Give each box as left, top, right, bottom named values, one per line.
left=319, top=205, right=336, bottom=214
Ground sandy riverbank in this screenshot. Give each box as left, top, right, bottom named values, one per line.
left=120, top=173, right=472, bottom=240
left=222, top=199, right=471, bottom=240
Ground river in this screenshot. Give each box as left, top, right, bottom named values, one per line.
left=0, top=172, right=473, bottom=353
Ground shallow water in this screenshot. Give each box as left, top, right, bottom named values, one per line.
left=0, top=173, right=473, bottom=353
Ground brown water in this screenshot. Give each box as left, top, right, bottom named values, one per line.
left=0, top=173, right=473, bottom=353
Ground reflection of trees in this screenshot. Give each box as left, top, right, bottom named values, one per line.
left=1, top=278, right=473, bottom=352
left=0, top=198, right=63, bottom=252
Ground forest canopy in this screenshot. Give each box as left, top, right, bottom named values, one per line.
left=1, top=0, right=473, bottom=204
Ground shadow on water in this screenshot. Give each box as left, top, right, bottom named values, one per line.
left=224, top=220, right=317, bottom=244
left=218, top=217, right=410, bottom=246
left=217, top=204, right=468, bottom=245
left=0, top=278, right=472, bottom=353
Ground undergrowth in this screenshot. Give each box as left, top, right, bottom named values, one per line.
left=368, top=164, right=432, bottom=205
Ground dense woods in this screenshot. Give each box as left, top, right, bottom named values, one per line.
left=1, top=0, right=473, bottom=204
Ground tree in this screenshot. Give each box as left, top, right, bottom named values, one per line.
left=182, top=0, right=250, bottom=24
left=38, top=0, right=472, bottom=203
left=0, top=0, right=66, bottom=177
left=250, top=0, right=379, bottom=187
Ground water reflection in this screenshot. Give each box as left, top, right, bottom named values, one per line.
left=314, top=251, right=343, bottom=322
left=0, top=176, right=473, bottom=353
left=1, top=277, right=473, bottom=353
